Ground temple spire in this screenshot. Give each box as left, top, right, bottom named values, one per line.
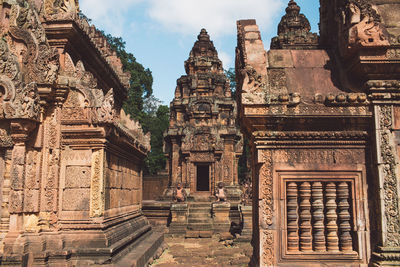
left=184, top=28, right=223, bottom=75
left=271, top=0, right=318, bottom=49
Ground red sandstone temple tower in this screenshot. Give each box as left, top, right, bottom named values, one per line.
left=164, top=29, right=242, bottom=199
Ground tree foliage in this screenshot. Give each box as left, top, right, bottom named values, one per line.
left=104, top=34, right=153, bottom=123
left=104, top=33, right=169, bottom=174
left=225, top=68, right=250, bottom=184
left=225, top=68, right=236, bottom=96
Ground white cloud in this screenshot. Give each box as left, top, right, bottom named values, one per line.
left=218, top=51, right=232, bottom=69
left=147, top=0, right=285, bottom=37
left=80, top=0, right=144, bottom=36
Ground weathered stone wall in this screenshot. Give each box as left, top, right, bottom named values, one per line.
left=105, top=151, right=142, bottom=210
left=143, top=172, right=169, bottom=200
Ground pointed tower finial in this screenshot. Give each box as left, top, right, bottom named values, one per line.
left=184, top=29, right=223, bottom=75
left=271, top=0, right=319, bottom=49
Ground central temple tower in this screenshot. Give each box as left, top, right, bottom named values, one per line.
left=164, top=29, right=242, bottom=198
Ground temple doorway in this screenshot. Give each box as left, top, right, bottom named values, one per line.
left=196, top=164, right=210, bottom=191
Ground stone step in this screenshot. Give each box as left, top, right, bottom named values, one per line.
left=185, top=230, right=213, bottom=238
left=188, top=209, right=211, bottom=214
left=101, top=227, right=165, bottom=267
left=188, top=214, right=211, bottom=218
left=188, top=202, right=212, bottom=208
left=188, top=218, right=212, bottom=224
left=187, top=223, right=213, bottom=230
left=189, top=211, right=211, bottom=217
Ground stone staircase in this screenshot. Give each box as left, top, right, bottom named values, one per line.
left=186, top=202, right=213, bottom=238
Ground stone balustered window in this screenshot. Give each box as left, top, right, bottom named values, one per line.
left=279, top=171, right=367, bottom=261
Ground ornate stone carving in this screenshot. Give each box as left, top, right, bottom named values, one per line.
left=378, top=105, right=400, bottom=247
left=90, top=149, right=104, bottom=218
left=44, top=0, right=79, bottom=20
left=164, top=29, right=242, bottom=193
left=262, top=230, right=274, bottom=266
left=342, top=0, right=389, bottom=48
left=271, top=0, right=318, bottom=49
left=260, top=150, right=274, bottom=265
left=96, top=89, right=115, bottom=123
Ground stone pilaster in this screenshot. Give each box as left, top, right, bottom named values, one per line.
left=90, top=149, right=105, bottom=218
left=372, top=104, right=400, bottom=266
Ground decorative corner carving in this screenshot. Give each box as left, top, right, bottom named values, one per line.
left=44, top=0, right=79, bottom=20
left=341, top=0, right=389, bottom=52
left=96, top=88, right=115, bottom=123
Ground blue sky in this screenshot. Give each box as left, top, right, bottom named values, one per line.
left=80, top=0, right=320, bottom=105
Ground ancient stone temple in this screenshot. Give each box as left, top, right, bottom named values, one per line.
left=236, top=0, right=400, bottom=266
left=164, top=29, right=242, bottom=198
left=0, top=0, right=162, bottom=265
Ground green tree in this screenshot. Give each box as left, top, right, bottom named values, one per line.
left=225, top=68, right=250, bottom=184
left=104, top=34, right=153, bottom=123
left=225, top=68, right=236, bottom=96
left=144, top=105, right=170, bottom=174
left=104, top=33, right=169, bottom=174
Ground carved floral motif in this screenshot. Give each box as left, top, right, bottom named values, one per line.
left=90, top=149, right=104, bottom=217
left=260, top=150, right=274, bottom=265
left=378, top=105, right=400, bottom=246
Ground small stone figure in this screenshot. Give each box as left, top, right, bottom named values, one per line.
left=173, top=183, right=186, bottom=202
left=215, top=182, right=227, bottom=202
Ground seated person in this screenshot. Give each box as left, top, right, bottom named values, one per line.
left=173, top=183, right=186, bottom=202
left=215, top=182, right=227, bottom=202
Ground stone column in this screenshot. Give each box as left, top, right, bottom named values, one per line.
left=171, top=138, right=180, bottom=187
left=182, top=158, right=187, bottom=187
left=4, top=120, right=36, bottom=254
left=372, top=104, right=400, bottom=265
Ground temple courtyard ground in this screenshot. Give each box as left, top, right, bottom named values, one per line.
left=150, top=234, right=252, bottom=267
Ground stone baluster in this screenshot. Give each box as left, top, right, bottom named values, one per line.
left=326, top=182, right=339, bottom=251
left=312, top=182, right=326, bottom=252
left=287, top=182, right=299, bottom=251
left=299, top=182, right=312, bottom=251
left=337, top=182, right=353, bottom=252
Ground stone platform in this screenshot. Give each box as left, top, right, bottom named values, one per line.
left=150, top=236, right=252, bottom=267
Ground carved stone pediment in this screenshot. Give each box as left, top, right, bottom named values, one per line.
left=0, top=0, right=60, bottom=120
